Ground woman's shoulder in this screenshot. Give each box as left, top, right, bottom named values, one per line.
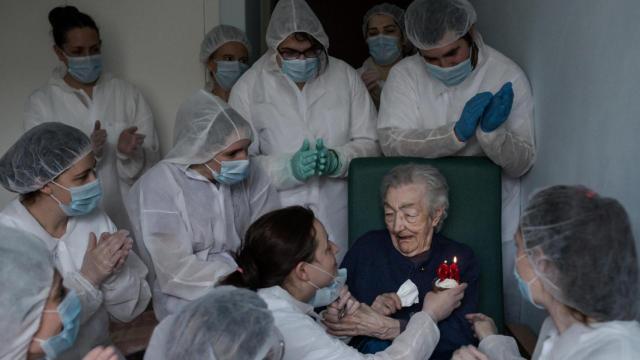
left=434, top=233, right=475, bottom=256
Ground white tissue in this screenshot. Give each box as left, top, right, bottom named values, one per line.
left=396, top=279, right=419, bottom=307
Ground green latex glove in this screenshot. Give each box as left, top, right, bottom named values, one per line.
left=290, top=139, right=317, bottom=181
left=315, top=138, right=340, bottom=176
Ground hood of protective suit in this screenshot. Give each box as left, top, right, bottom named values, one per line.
left=266, top=0, right=329, bottom=50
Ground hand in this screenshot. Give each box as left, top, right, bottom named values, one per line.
left=361, top=69, right=382, bottom=92
left=80, top=230, right=132, bottom=287
left=117, top=126, right=145, bottom=157
left=315, top=139, right=340, bottom=176
left=465, top=313, right=497, bottom=340
left=422, top=283, right=467, bottom=322
left=323, top=303, right=400, bottom=340
left=454, top=92, right=493, bottom=142
left=290, top=139, right=317, bottom=182
left=371, top=292, right=402, bottom=316
left=91, top=121, right=107, bottom=158
left=83, top=346, right=119, bottom=360
left=325, top=286, right=360, bottom=322
left=480, top=82, right=514, bottom=132
left=452, top=345, right=489, bottom=360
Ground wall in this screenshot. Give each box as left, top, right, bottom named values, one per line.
left=471, top=0, right=640, bottom=331
left=0, top=0, right=218, bottom=206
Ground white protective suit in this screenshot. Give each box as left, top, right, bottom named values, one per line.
left=229, top=0, right=380, bottom=259
left=127, top=91, right=280, bottom=320
left=258, top=285, right=440, bottom=360
left=478, top=317, right=640, bottom=359
left=0, top=199, right=151, bottom=360
left=24, top=67, right=160, bottom=231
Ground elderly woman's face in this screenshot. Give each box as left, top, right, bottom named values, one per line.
left=384, top=184, right=442, bottom=257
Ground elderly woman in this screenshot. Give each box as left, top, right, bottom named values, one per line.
left=332, top=164, right=479, bottom=359
left=452, top=185, right=640, bottom=360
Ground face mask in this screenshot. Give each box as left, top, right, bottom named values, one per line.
left=424, top=57, right=472, bottom=87
left=214, top=61, right=250, bottom=90
left=367, top=35, right=402, bottom=65
left=205, top=159, right=250, bottom=185
left=307, top=265, right=347, bottom=308
left=514, top=255, right=544, bottom=310
left=281, top=57, right=319, bottom=83
left=50, top=178, right=102, bottom=216
left=34, top=290, right=82, bottom=359
left=65, top=53, right=103, bottom=84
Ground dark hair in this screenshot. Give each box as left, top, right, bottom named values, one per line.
left=222, top=206, right=317, bottom=290
left=48, top=6, right=99, bottom=48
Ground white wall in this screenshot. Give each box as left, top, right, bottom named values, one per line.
left=471, top=0, right=640, bottom=331
left=0, top=0, right=218, bottom=206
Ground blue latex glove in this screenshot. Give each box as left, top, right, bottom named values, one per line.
left=315, top=138, right=340, bottom=176
left=454, top=92, right=493, bottom=142
left=480, top=82, right=514, bottom=132
left=290, top=139, right=317, bottom=181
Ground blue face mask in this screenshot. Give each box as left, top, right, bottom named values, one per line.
left=206, top=159, right=250, bottom=185
left=307, top=266, right=347, bottom=308
left=514, top=255, right=545, bottom=310
left=34, top=290, right=82, bottom=359
left=65, top=53, right=103, bottom=84
left=214, top=61, right=250, bottom=90
left=281, top=57, right=319, bottom=83
left=425, top=57, right=473, bottom=87
left=367, top=35, right=402, bottom=65
left=50, top=178, right=102, bottom=217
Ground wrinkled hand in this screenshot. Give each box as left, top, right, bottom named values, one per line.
left=324, top=286, right=360, bottom=322
left=454, top=92, right=493, bottom=142
left=466, top=313, right=497, bottom=340
left=80, top=230, right=133, bottom=287
left=315, top=139, right=340, bottom=176
left=452, top=345, right=489, bottom=360
left=422, top=283, right=467, bottom=322
left=117, top=126, right=145, bottom=157
left=323, top=303, right=400, bottom=340
left=361, top=69, right=382, bottom=92
left=290, top=139, right=317, bottom=182
left=371, top=292, right=402, bottom=316
left=83, top=346, right=119, bottom=360
left=91, top=121, right=107, bottom=158
left=480, top=82, right=514, bottom=132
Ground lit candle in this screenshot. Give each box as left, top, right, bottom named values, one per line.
left=436, top=260, right=450, bottom=281
left=450, top=256, right=460, bottom=282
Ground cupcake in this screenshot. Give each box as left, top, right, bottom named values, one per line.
left=433, top=278, right=459, bottom=292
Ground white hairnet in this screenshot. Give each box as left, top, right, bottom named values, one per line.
left=521, top=185, right=640, bottom=321
left=404, top=0, right=476, bottom=50
left=362, top=3, right=406, bottom=38
left=145, top=286, right=278, bottom=360
left=165, top=91, right=252, bottom=166
left=0, top=122, right=91, bottom=194
left=0, top=225, right=54, bottom=359
left=200, top=24, right=251, bottom=64
left=266, top=0, right=329, bottom=50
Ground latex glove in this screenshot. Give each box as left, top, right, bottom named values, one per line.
left=117, top=126, right=146, bottom=157
left=290, top=139, right=317, bottom=182
left=454, top=92, right=493, bottom=142
left=315, top=138, right=340, bottom=176
left=422, top=283, right=467, bottom=322
left=465, top=313, right=498, bottom=340
left=80, top=230, right=132, bottom=287
left=452, top=345, right=489, bottom=360
left=480, top=82, right=514, bottom=132
left=371, top=292, right=402, bottom=316
left=91, top=120, right=107, bottom=158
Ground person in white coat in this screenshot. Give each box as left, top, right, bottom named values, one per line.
left=451, top=185, right=640, bottom=360
left=24, top=6, right=160, bottom=232
left=222, top=206, right=468, bottom=360
left=127, top=91, right=280, bottom=320
left=229, top=0, right=380, bottom=260
left=0, top=123, right=151, bottom=360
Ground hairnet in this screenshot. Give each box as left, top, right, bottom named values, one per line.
left=199, top=25, right=251, bottom=64
left=165, top=91, right=252, bottom=166
left=147, top=286, right=278, bottom=360
left=520, top=185, right=640, bottom=321
left=0, top=122, right=91, bottom=194
left=266, top=0, right=329, bottom=50
left=362, top=3, right=406, bottom=38
left=0, top=225, right=54, bottom=359
left=404, top=0, right=476, bottom=50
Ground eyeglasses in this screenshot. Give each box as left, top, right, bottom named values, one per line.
left=278, top=47, right=322, bottom=60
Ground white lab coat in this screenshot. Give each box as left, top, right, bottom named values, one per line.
left=478, top=317, right=640, bottom=359
left=0, top=199, right=151, bottom=360
left=229, top=50, right=380, bottom=260
left=258, top=285, right=439, bottom=360
left=126, top=160, right=279, bottom=320
left=24, top=67, right=160, bottom=232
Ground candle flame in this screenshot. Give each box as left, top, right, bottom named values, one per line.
left=453, top=256, right=457, bottom=263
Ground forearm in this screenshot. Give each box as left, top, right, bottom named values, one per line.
left=332, top=139, right=380, bottom=178
left=102, top=256, right=151, bottom=322
left=63, top=271, right=104, bottom=323
left=478, top=335, right=524, bottom=360
left=476, top=127, right=535, bottom=178
left=383, top=311, right=440, bottom=360
left=378, top=123, right=466, bottom=158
